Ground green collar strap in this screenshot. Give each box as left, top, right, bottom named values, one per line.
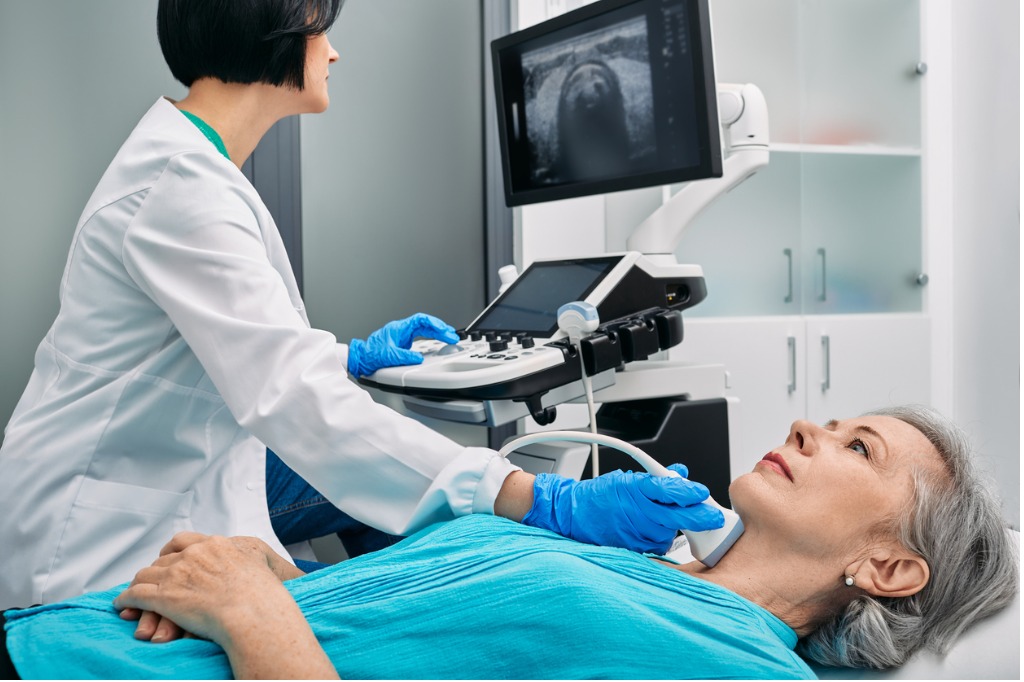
left=179, top=109, right=230, bottom=161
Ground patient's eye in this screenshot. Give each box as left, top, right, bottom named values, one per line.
left=849, top=439, right=870, bottom=458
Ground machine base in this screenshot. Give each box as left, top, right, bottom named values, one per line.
left=588, top=396, right=732, bottom=505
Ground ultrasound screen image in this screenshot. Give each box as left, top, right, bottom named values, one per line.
left=493, top=0, right=720, bottom=205
left=520, top=15, right=656, bottom=186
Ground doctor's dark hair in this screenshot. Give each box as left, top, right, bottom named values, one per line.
left=798, top=405, right=1018, bottom=670
left=157, top=0, right=344, bottom=89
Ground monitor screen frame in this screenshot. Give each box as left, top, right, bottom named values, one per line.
left=491, top=0, right=722, bottom=207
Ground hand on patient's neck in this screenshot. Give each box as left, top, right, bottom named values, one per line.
left=173, top=78, right=295, bottom=170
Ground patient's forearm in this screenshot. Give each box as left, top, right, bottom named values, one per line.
left=494, top=470, right=536, bottom=522
left=221, top=591, right=338, bottom=680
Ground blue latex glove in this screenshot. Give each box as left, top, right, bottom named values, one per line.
left=347, top=313, right=459, bottom=378
left=522, top=463, right=725, bottom=554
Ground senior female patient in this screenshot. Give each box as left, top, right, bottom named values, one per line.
left=2, top=406, right=1017, bottom=679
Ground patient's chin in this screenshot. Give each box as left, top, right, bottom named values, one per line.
left=727, top=472, right=782, bottom=522
left=728, top=471, right=760, bottom=498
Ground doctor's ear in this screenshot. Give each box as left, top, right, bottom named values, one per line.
left=846, top=549, right=930, bottom=598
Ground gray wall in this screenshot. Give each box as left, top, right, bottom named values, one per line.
left=1, top=0, right=489, bottom=438
left=300, top=0, right=491, bottom=561
left=301, top=0, right=486, bottom=344
left=0, top=1, right=185, bottom=434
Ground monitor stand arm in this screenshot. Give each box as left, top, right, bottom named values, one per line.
left=626, top=83, right=770, bottom=260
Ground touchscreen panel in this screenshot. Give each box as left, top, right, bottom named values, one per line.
left=469, top=256, right=621, bottom=336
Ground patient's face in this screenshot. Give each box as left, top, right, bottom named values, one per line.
left=730, top=415, right=945, bottom=560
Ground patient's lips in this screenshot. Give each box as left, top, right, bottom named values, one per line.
left=758, top=452, right=793, bottom=481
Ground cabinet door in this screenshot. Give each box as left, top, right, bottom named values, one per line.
left=672, top=317, right=806, bottom=477
left=676, top=152, right=804, bottom=317
left=805, top=314, right=931, bottom=423
left=800, top=154, right=924, bottom=315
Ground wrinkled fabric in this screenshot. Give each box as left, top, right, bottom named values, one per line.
left=6, top=515, right=814, bottom=680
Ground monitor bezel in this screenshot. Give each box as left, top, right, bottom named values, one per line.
left=491, top=0, right=722, bottom=207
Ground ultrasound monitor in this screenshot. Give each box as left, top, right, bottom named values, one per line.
left=492, top=0, right=722, bottom=207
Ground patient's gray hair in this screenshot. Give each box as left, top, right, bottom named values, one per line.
left=797, top=404, right=1018, bottom=670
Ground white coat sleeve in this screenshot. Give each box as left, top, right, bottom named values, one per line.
left=121, top=152, right=518, bottom=535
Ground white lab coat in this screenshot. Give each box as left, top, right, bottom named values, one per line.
left=0, top=98, right=517, bottom=608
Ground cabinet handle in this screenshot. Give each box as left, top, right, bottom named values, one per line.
left=787, top=336, right=797, bottom=394
left=817, top=248, right=827, bottom=301
left=821, top=334, right=831, bottom=392
left=783, top=248, right=793, bottom=303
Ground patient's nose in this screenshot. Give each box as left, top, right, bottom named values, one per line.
left=789, top=419, right=820, bottom=455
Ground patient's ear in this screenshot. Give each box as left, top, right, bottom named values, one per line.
left=850, top=550, right=930, bottom=598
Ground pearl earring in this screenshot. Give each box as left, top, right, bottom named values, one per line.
left=844, top=575, right=856, bottom=587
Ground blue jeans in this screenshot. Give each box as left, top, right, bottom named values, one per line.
left=265, top=450, right=402, bottom=571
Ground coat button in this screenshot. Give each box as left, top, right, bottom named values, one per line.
left=246, top=481, right=257, bottom=491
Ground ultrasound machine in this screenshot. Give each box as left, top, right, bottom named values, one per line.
left=360, top=0, right=769, bottom=507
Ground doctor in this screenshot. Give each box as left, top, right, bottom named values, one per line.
left=0, top=0, right=723, bottom=610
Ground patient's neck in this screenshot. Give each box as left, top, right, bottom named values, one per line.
left=672, top=534, right=844, bottom=637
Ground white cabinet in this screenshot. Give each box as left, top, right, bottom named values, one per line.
left=803, top=315, right=931, bottom=424
left=673, top=314, right=931, bottom=478
left=514, top=0, right=944, bottom=480
left=660, top=0, right=938, bottom=473
left=676, top=0, right=926, bottom=319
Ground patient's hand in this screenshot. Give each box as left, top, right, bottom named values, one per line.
left=159, top=531, right=307, bottom=581
left=114, top=533, right=337, bottom=678
left=118, top=532, right=306, bottom=643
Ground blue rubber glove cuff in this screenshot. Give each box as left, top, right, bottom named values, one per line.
left=522, top=466, right=725, bottom=554
left=348, top=313, right=459, bottom=378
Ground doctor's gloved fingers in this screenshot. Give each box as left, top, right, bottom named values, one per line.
left=666, top=462, right=690, bottom=479
left=386, top=346, right=426, bottom=367
left=633, top=472, right=711, bottom=507
left=652, top=501, right=725, bottom=533
left=347, top=338, right=425, bottom=376
left=408, top=313, right=459, bottom=344
left=385, top=313, right=459, bottom=347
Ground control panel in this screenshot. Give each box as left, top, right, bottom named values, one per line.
left=358, top=252, right=702, bottom=424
